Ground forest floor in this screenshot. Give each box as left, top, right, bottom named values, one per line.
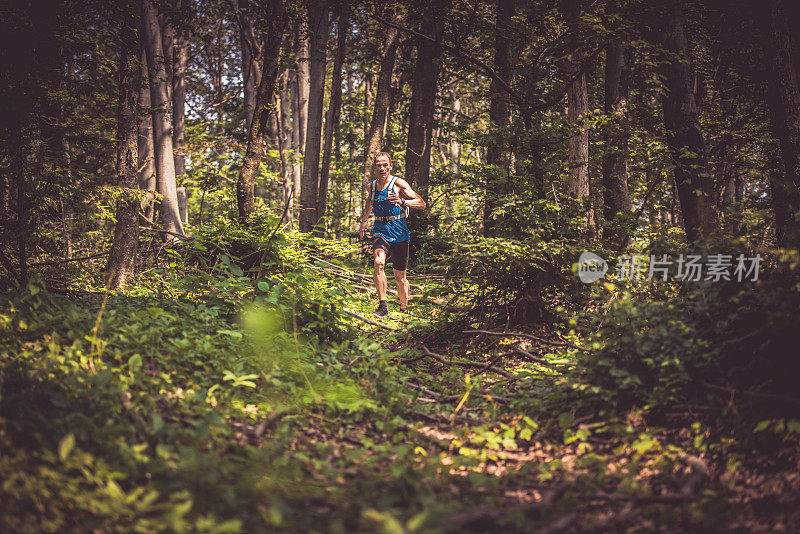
left=2, top=246, right=799, bottom=532
left=295, top=256, right=800, bottom=533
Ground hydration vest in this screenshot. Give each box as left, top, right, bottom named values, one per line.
left=371, top=176, right=408, bottom=221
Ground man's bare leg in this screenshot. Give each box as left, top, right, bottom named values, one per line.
left=394, top=268, right=410, bottom=309
left=373, top=248, right=388, bottom=302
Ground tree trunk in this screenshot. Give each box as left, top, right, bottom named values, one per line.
left=602, top=39, right=632, bottom=248
left=106, top=11, right=140, bottom=290
left=448, top=88, right=461, bottom=175
left=279, top=70, right=294, bottom=224
left=483, top=0, right=514, bottom=237
left=405, top=16, right=445, bottom=202
left=137, top=46, right=157, bottom=223
left=299, top=0, right=329, bottom=233
left=171, top=0, right=189, bottom=179
left=236, top=0, right=287, bottom=221
left=362, top=9, right=404, bottom=206
left=364, top=72, right=374, bottom=140
left=567, top=65, right=589, bottom=198
left=290, top=68, right=302, bottom=224
left=659, top=0, right=717, bottom=243
left=160, top=11, right=174, bottom=103
left=142, top=0, right=184, bottom=239
left=764, top=0, right=800, bottom=249
left=296, top=14, right=310, bottom=154
left=59, top=58, right=75, bottom=260
left=238, top=0, right=262, bottom=133
left=318, top=8, right=347, bottom=232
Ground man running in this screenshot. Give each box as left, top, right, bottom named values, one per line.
left=358, top=152, right=427, bottom=317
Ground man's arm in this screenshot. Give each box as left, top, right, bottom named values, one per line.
left=388, top=178, right=427, bottom=209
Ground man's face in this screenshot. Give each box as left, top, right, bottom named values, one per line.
left=375, top=156, right=391, bottom=179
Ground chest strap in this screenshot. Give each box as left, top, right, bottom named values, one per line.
left=372, top=176, right=408, bottom=221
left=375, top=212, right=407, bottom=222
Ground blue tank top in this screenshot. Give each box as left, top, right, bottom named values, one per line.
left=372, top=176, right=410, bottom=243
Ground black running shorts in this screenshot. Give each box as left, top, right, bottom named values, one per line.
left=372, top=234, right=409, bottom=272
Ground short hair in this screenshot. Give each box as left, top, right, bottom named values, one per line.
left=374, top=152, right=392, bottom=164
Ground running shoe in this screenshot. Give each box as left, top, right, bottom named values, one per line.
left=374, top=302, right=389, bottom=317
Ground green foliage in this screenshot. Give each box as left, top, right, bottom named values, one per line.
left=440, top=233, right=578, bottom=324
left=567, top=256, right=800, bottom=418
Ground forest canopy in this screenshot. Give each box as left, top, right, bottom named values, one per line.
left=1, top=0, right=800, bottom=531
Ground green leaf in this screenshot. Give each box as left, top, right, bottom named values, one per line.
left=406, top=511, right=428, bottom=532
left=58, top=433, right=75, bottom=461
left=753, top=420, right=772, bottom=433
left=128, top=353, right=142, bottom=370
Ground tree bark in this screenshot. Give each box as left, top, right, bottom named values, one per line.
left=405, top=15, right=445, bottom=203
left=290, top=67, right=302, bottom=224
left=137, top=46, right=157, bottom=223
left=279, top=69, right=294, bottom=224
left=566, top=63, right=589, bottom=200
left=299, top=0, right=329, bottom=233
left=238, top=0, right=262, bottom=133
left=171, top=0, right=189, bottom=179
left=142, top=0, right=184, bottom=239
left=296, top=14, right=310, bottom=154
left=362, top=9, right=404, bottom=206
left=236, top=0, right=287, bottom=221
left=483, top=0, right=514, bottom=237
left=160, top=11, right=174, bottom=103
left=318, top=8, right=347, bottom=232
left=763, top=0, right=800, bottom=249
left=659, top=0, right=717, bottom=243
left=448, top=88, right=461, bottom=175
left=106, top=9, right=141, bottom=290
left=602, top=39, right=632, bottom=248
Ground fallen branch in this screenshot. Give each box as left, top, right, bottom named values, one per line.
left=473, top=352, right=506, bottom=377
left=419, top=345, right=514, bottom=379
left=510, top=345, right=576, bottom=368
left=310, top=260, right=424, bottom=290
left=28, top=249, right=111, bottom=267
left=463, top=329, right=585, bottom=351
left=342, top=309, right=397, bottom=331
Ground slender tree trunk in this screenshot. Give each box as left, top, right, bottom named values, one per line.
left=405, top=16, right=444, bottom=202
left=299, top=0, right=329, bottom=233
left=106, top=9, right=141, bottom=289
left=364, top=72, right=374, bottom=140
left=59, top=58, right=74, bottom=260
left=142, top=0, right=184, bottom=239
left=560, top=0, right=592, bottom=229
left=764, top=0, right=800, bottom=248
left=602, top=39, right=632, bottom=248
left=448, top=88, right=461, bottom=175
left=318, top=8, right=347, bottom=231
left=296, top=14, right=310, bottom=154
left=659, top=0, right=716, bottom=242
left=300, top=0, right=329, bottom=232
left=236, top=0, right=287, bottom=221
left=238, top=0, right=262, bottom=132
left=566, top=64, right=589, bottom=199
left=290, top=68, right=302, bottom=224
left=362, top=9, right=404, bottom=206
left=172, top=0, right=189, bottom=179
left=279, top=70, right=294, bottom=224
left=483, top=0, right=514, bottom=237
left=138, top=46, right=157, bottom=223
